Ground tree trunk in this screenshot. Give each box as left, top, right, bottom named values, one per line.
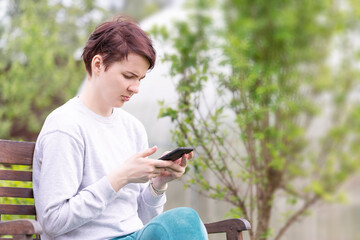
left=255, top=180, right=273, bottom=239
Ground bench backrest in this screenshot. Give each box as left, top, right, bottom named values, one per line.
left=0, top=139, right=36, bottom=220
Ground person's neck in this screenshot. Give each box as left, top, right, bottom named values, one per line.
left=79, top=81, right=113, bottom=117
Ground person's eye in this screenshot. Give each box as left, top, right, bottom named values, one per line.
left=123, top=74, right=134, bottom=79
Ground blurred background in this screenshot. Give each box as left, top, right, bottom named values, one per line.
left=1, top=0, right=359, bottom=240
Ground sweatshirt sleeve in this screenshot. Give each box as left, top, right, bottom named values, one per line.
left=33, top=131, right=117, bottom=237
left=137, top=182, right=167, bottom=224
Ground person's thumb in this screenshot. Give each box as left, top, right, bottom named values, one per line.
left=137, top=146, right=158, bottom=158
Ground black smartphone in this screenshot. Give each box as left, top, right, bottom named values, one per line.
left=158, top=147, right=194, bottom=161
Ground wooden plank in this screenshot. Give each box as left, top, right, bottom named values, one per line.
left=0, top=219, right=42, bottom=237
left=0, top=140, right=35, bottom=166
left=0, top=204, right=36, bottom=216
left=0, top=187, right=33, bottom=198
left=0, top=170, right=32, bottom=181
left=205, top=218, right=251, bottom=240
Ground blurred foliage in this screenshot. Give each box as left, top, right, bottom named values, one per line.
left=153, top=0, right=360, bottom=239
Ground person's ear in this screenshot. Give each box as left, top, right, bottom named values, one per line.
left=91, top=55, right=103, bottom=76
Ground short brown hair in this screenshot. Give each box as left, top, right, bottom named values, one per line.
left=82, top=16, right=156, bottom=75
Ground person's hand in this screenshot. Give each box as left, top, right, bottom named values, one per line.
left=107, top=146, right=173, bottom=192
left=151, top=151, right=194, bottom=190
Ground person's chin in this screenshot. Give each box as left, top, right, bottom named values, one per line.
left=115, top=101, right=125, bottom=108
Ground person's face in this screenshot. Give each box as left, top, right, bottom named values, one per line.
left=93, top=53, right=150, bottom=108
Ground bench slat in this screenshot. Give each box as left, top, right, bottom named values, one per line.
left=0, top=170, right=32, bottom=181
left=0, top=204, right=36, bottom=215
left=0, top=187, right=34, bottom=198
left=0, top=140, right=35, bottom=165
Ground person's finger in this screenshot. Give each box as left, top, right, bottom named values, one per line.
left=154, top=158, right=175, bottom=168
left=179, top=155, right=185, bottom=166
left=162, top=166, right=184, bottom=180
left=165, top=162, right=184, bottom=173
left=179, top=154, right=189, bottom=167
left=153, top=167, right=166, bottom=174
left=137, top=146, right=158, bottom=158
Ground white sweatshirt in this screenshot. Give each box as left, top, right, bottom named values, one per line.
left=32, top=97, right=166, bottom=240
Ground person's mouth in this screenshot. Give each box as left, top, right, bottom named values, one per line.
left=121, top=95, right=131, bottom=102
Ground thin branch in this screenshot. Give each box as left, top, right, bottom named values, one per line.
left=274, top=196, right=319, bottom=240
left=279, top=183, right=307, bottom=200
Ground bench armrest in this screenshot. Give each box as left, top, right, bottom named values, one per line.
left=0, top=219, right=42, bottom=235
left=205, top=218, right=251, bottom=240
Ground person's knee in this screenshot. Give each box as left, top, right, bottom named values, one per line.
left=166, top=207, right=204, bottom=230
left=166, top=207, right=200, bottom=221
left=175, top=207, right=200, bottom=220
left=139, top=207, right=208, bottom=240
left=169, top=207, right=208, bottom=239
left=171, top=207, right=198, bottom=215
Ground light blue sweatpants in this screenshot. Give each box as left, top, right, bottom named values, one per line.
left=113, top=207, right=208, bottom=240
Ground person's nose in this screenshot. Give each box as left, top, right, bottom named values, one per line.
left=128, top=81, right=140, bottom=94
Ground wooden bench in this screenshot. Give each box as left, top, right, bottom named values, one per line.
left=0, top=139, right=251, bottom=240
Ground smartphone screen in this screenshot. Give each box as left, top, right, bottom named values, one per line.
left=158, top=147, right=194, bottom=161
